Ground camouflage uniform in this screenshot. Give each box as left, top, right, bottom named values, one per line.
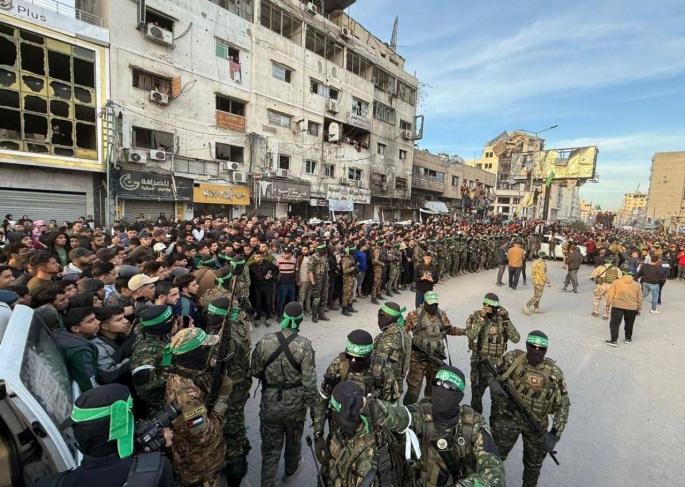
left=465, top=307, right=520, bottom=413
left=403, top=308, right=465, bottom=403
left=386, top=245, right=402, bottom=294
left=340, top=252, right=357, bottom=309
left=459, top=238, right=468, bottom=274
left=371, top=245, right=385, bottom=299
left=436, top=240, right=448, bottom=279
left=591, top=263, right=620, bottom=318
left=251, top=328, right=318, bottom=487
left=166, top=366, right=226, bottom=487
left=308, top=251, right=329, bottom=319
left=490, top=349, right=570, bottom=487
left=525, top=258, right=549, bottom=311
left=377, top=399, right=506, bottom=487
left=130, top=332, right=169, bottom=417
left=373, top=323, right=412, bottom=393
left=448, top=238, right=460, bottom=276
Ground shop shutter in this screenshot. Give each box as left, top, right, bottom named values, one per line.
left=0, top=188, right=87, bottom=224
left=123, top=200, right=175, bottom=221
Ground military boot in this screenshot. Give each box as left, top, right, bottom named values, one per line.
left=371, top=297, right=380, bottom=305
left=319, top=313, right=330, bottom=321
left=386, top=290, right=394, bottom=297
left=312, top=313, right=319, bottom=323
left=402, top=387, right=420, bottom=406
left=394, top=288, right=402, bottom=294
left=342, top=306, right=352, bottom=317
left=348, top=304, right=358, bottom=313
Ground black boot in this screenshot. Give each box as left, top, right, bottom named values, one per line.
left=394, top=289, right=402, bottom=294
left=319, top=313, right=330, bottom=321
left=371, top=297, right=380, bottom=305
left=312, top=313, right=319, bottom=323
left=386, top=290, right=394, bottom=297
left=342, top=306, right=352, bottom=316
left=348, top=304, right=358, bottom=313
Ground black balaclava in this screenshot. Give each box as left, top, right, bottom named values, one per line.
left=526, top=330, right=548, bottom=366
left=206, top=297, right=231, bottom=331
left=483, top=292, right=500, bottom=316
left=378, top=301, right=402, bottom=331
left=423, top=303, right=438, bottom=315
left=431, top=365, right=466, bottom=426
left=231, top=256, right=246, bottom=276
left=330, top=381, right=366, bottom=439
left=139, top=305, right=175, bottom=337
left=345, top=329, right=373, bottom=374
left=175, top=346, right=212, bottom=370
left=72, top=384, right=131, bottom=458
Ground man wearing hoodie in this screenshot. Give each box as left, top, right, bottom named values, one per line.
left=51, top=307, right=101, bottom=391
left=606, top=265, right=642, bottom=347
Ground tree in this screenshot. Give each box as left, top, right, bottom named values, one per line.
left=568, top=220, right=587, bottom=232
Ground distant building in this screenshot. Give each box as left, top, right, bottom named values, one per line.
left=617, top=190, right=647, bottom=226
left=579, top=200, right=596, bottom=224
left=646, top=151, right=685, bottom=224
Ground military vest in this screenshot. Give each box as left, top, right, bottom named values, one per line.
left=375, top=325, right=411, bottom=380
left=596, top=265, right=620, bottom=285
left=419, top=401, right=478, bottom=486
left=505, top=351, right=561, bottom=421
left=472, top=313, right=509, bottom=359
left=413, top=309, right=446, bottom=356
left=337, top=353, right=385, bottom=396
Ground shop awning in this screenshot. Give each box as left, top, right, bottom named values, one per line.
left=424, top=201, right=450, bottom=214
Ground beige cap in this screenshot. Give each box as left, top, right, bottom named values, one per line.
left=128, top=274, right=159, bottom=291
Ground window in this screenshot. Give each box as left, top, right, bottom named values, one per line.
left=215, top=143, right=244, bottom=163
left=174, top=159, right=220, bottom=176
left=476, top=164, right=482, bottom=169
left=372, top=66, right=396, bottom=92
left=485, top=151, right=494, bottom=158
left=377, top=143, right=386, bottom=155
left=132, top=68, right=171, bottom=94
left=305, top=25, right=343, bottom=64
left=348, top=168, right=362, bottom=181
left=352, top=98, right=369, bottom=117
left=146, top=10, right=174, bottom=32
left=400, top=120, right=412, bottom=132
left=397, top=81, right=417, bottom=105
left=305, top=159, right=317, bottom=174
left=268, top=110, right=291, bottom=128
left=272, top=63, right=292, bottom=83
left=132, top=126, right=174, bottom=150
left=395, top=177, right=407, bottom=190
left=279, top=154, right=290, bottom=170
left=307, top=121, right=320, bottom=136
left=260, top=0, right=300, bottom=42
left=485, top=163, right=493, bottom=169
left=346, top=49, right=372, bottom=79
left=323, top=163, right=335, bottom=178
left=399, top=149, right=407, bottom=160
left=215, top=39, right=240, bottom=62
left=215, top=95, right=245, bottom=116
left=310, top=79, right=339, bottom=99
left=373, top=101, right=396, bottom=124
left=452, top=175, right=459, bottom=186
left=208, top=0, right=254, bottom=22
left=412, top=166, right=445, bottom=183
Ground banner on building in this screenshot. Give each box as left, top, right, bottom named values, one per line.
left=115, top=170, right=193, bottom=201
left=254, top=178, right=310, bottom=202
left=326, top=184, right=371, bottom=204
left=193, top=183, right=250, bottom=205
left=329, top=199, right=354, bottom=212
left=510, top=146, right=598, bottom=182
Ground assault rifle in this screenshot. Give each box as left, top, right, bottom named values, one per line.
left=359, top=394, right=394, bottom=487
left=411, top=340, right=447, bottom=367
left=480, top=357, right=560, bottom=465
left=207, top=274, right=239, bottom=408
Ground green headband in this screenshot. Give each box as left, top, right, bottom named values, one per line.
left=207, top=303, right=228, bottom=316
left=376, top=239, right=385, bottom=245
left=280, top=311, right=304, bottom=329
left=381, top=304, right=407, bottom=327
left=316, top=244, right=327, bottom=249
left=346, top=339, right=373, bottom=356
left=162, top=329, right=208, bottom=367
left=483, top=298, right=499, bottom=307
left=140, top=307, right=173, bottom=327
left=201, top=257, right=215, bottom=264
left=527, top=335, right=549, bottom=347
left=71, top=396, right=134, bottom=458
left=434, top=369, right=465, bottom=393
left=218, top=253, right=232, bottom=261
left=330, top=395, right=342, bottom=412
left=424, top=291, right=439, bottom=304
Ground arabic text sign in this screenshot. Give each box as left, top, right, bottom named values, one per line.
left=326, top=184, right=371, bottom=204
left=329, top=199, right=354, bottom=212
left=257, top=178, right=310, bottom=202
left=193, top=183, right=250, bottom=205
left=116, top=170, right=193, bottom=201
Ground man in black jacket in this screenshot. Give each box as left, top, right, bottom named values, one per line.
left=413, top=251, right=439, bottom=308
left=562, top=246, right=582, bottom=293
left=495, top=241, right=509, bottom=286
left=249, top=250, right=279, bottom=326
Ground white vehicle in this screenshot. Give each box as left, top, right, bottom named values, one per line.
left=0, top=304, right=79, bottom=485
left=539, top=235, right=587, bottom=262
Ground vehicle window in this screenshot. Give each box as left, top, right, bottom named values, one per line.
left=20, top=315, right=75, bottom=451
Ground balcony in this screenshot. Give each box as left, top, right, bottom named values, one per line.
left=411, top=174, right=444, bottom=194
left=29, top=0, right=108, bottom=28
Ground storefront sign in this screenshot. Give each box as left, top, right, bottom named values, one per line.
left=255, top=178, right=310, bottom=202
left=329, top=199, right=354, bottom=212
left=193, top=183, right=250, bottom=205
left=116, top=170, right=193, bottom=201
left=347, top=112, right=371, bottom=130
left=326, top=184, right=371, bottom=204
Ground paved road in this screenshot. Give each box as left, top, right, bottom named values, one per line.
left=239, top=261, right=684, bottom=486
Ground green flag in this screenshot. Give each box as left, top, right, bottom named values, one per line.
left=545, top=171, right=555, bottom=187
left=595, top=204, right=601, bottom=210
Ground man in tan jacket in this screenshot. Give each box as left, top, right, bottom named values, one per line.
left=606, top=264, right=642, bottom=347
left=507, top=240, right=525, bottom=290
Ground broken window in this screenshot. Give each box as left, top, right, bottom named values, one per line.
left=50, top=100, right=70, bottom=118
left=373, top=101, right=395, bottom=125
left=305, top=25, right=343, bottom=65
left=278, top=154, right=290, bottom=170
left=48, top=51, right=71, bottom=82
left=208, top=0, right=254, bottom=22
left=0, top=69, right=16, bottom=88
left=400, top=119, right=412, bottom=132
left=0, top=89, right=20, bottom=109
left=0, top=36, right=17, bottom=68
left=372, top=66, right=396, bottom=93
left=0, top=108, right=20, bottom=137
left=261, top=0, right=300, bottom=43
left=215, top=143, right=244, bottom=163
left=346, top=49, right=371, bottom=79
left=21, top=43, right=45, bottom=75
left=50, top=118, right=73, bottom=145
left=351, top=98, right=369, bottom=117
left=132, top=126, right=174, bottom=150
left=73, top=57, right=95, bottom=87
left=20, top=30, right=44, bottom=45
left=145, top=10, right=174, bottom=32
left=272, top=63, right=292, bottom=83
left=24, top=113, right=48, bottom=142
left=24, top=95, right=47, bottom=113
left=76, top=122, right=96, bottom=149
left=132, top=68, right=172, bottom=93
left=216, top=95, right=245, bottom=116
left=75, top=104, right=96, bottom=122
left=395, top=178, right=407, bottom=190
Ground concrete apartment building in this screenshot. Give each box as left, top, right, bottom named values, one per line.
left=646, top=151, right=685, bottom=224
left=1, top=0, right=419, bottom=224
left=579, top=199, right=596, bottom=225
left=616, top=189, right=647, bottom=227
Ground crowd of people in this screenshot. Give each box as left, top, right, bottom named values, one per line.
left=0, top=210, right=681, bottom=487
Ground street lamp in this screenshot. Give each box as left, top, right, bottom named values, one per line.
left=516, top=125, right=558, bottom=219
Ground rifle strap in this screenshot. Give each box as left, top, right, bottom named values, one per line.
left=262, top=331, right=301, bottom=373
left=501, top=352, right=527, bottom=381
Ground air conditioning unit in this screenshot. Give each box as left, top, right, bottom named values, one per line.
left=351, top=180, right=363, bottom=188
left=233, top=171, right=247, bottom=184
left=149, top=90, right=169, bottom=105
left=145, top=23, right=174, bottom=46
left=149, top=149, right=166, bottom=161
left=275, top=168, right=289, bottom=178
left=326, top=98, right=339, bottom=113
left=306, top=2, right=318, bottom=14
left=340, top=27, right=351, bottom=39
left=340, top=177, right=350, bottom=185
left=127, top=150, right=147, bottom=164
left=381, top=183, right=389, bottom=191
left=295, top=119, right=308, bottom=132
left=402, top=130, right=413, bottom=140
left=223, top=161, right=240, bottom=171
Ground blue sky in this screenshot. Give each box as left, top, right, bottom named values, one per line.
left=350, top=0, right=685, bottom=210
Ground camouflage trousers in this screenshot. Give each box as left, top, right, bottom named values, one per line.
left=372, top=266, right=383, bottom=298
left=450, top=254, right=460, bottom=275
left=438, top=258, right=447, bottom=278
left=388, top=265, right=400, bottom=292
left=490, top=397, right=550, bottom=487
left=223, top=402, right=250, bottom=481
left=341, top=274, right=356, bottom=307
left=405, top=350, right=440, bottom=399
left=259, top=408, right=306, bottom=487
left=526, top=283, right=545, bottom=309
left=469, top=359, right=490, bottom=414
left=593, top=283, right=611, bottom=317
left=312, top=273, right=329, bottom=315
